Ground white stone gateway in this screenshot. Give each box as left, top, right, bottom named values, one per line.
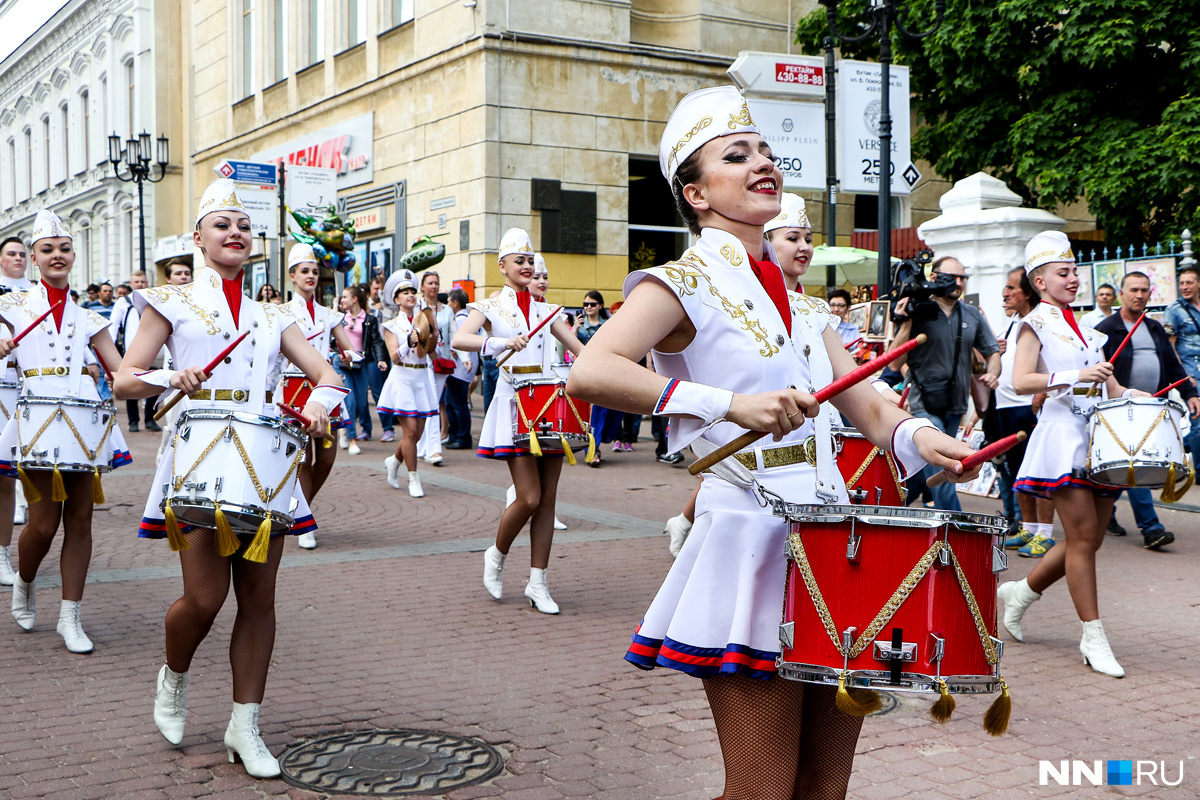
left=918, top=172, right=1065, bottom=334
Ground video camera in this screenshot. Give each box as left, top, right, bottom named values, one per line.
left=888, top=250, right=956, bottom=323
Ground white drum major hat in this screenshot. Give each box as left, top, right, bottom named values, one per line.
left=659, top=86, right=759, bottom=185
left=31, top=209, right=71, bottom=244
left=532, top=253, right=548, bottom=277
left=498, top=227, right=534, bottom=260
left=195, top=178, right=250, bottom=227
left=287, top=243, right=318, bottom=270
left=383, top=268, right=418, bottom=311
left=764, top=193, right=810, bottom=234
left=1024, top=231, right=1074, bottom=274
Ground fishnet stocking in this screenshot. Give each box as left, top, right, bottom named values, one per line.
left=164, top=530, right=284, bottom=703
left=703, top=674, right=863, bottom=800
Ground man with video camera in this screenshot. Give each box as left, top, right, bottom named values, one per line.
left=890, top=254, right=1000, bottom=511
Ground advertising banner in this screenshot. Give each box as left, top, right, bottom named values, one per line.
left=837, top=60, right=914, bottom=195
left=284, top=165, right=339, bottom=236
left=746, top=98, right=826, bottom=191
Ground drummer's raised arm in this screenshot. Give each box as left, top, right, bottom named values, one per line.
left=549, top=316, right=583, bottom=357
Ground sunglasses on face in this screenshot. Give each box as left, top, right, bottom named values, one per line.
left=583, top=302, right=598, bottom=307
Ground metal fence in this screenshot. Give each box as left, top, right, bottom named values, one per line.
left=1071, top=230, right=1196, bottom=309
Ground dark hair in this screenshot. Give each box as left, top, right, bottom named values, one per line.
left=437, top=291, right=448, bottom=304
left=584, top=289, right=610, bottom=320
left=166, top=257, right=191, bottom=273
left=0, top=236, right=25, bottom=253
left=1007, top=267, right=1041, bottom=308
left=448, top=288, right=469, bottom=308
left=86, top=283, right=99, bottom=293
left=671, top=151, right=704, bottom=236
left=828, top=289, right=851, bottom=305
left=1179, top=268, right=1199, bottom=282
left=344, top=283, right=367, bottom=309
left=1097, top=282, right=1116, bottom=293
left=255, top=284, right=277, bottom=302
left=1121, top=271, right=1149, bottom=289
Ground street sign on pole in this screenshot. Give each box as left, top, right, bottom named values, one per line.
left=728, top=52, right=826, bottom=100
left=836, top=60, right=912, bottom=196
left=214, top=159, right=278, bottom=187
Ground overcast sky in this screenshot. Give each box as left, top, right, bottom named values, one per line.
left=0, top=0, right=70, bottom=65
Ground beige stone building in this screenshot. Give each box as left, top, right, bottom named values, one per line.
left=179, top=0, right=821, bottom=305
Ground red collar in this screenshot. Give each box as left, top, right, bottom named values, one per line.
left=1060, top=305, right=1087, bottom=345
left=222, top=271, right=245, bottom=327
left=41, top=282, right=68, bottom=331
left=305, top=297, right=315, bottom=322
left=745, top=253, right=792, bottom=336
left=514, top=288, right=532, bottom=326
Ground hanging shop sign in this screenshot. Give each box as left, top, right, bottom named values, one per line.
left=837, top=60, right=913, bottom=196
left=284, top=165, right=339, bottom=236
left=728, top=52, right=826, bottom=100
left=250, top=113, right=375, bottom=190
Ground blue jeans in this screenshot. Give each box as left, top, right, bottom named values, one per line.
left=1114, top=488, right=1164, bottom=534
left=366, top=361, right=394, bottom=433
left=1180, top=355, right=1200, bottom=456
left=336, top=364, right=371, bottom=439
left=481, top=357, right=499, bottom=415
left=911, top=411, right=964, bottom=512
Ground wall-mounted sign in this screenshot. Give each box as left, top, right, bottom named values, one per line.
left=250, top=113, right=375, bottom=190
left=233, top=183, right=279, bottom=238
left=351, top=207, right=386, bottom=232
left=430, top=196, right=456, bottom=211
left=728, top=51, right=825, bottom=99
left=746, top=98, right=825, bottom=191
left=837, top=60, right=912, bottom=196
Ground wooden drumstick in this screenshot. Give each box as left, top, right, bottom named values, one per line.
left=10, top=300, right=64, bottom=345
left=152, top=331, right=251, bottom=421
left=93, top=348, right=114, bottom=383
left=927, top=431, right=1027, bottom=488
left=687, top=334, right=926, bottom=476
left=495, top=306, right=563, bottom=368
left=1087, top=310, right=1145, bottom=397
left=898, top=384, right=911, bottom=408
left=277, top=402, right=332, bottom=445
left=1153, top=376, right=1192, bottom=398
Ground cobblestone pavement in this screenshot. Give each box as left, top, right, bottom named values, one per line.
left=1, top=417, right=1197, bottom=800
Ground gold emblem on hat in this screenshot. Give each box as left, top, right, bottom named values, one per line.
left=728, top=101, right=754, bottom=129
left=668, top=116, right=713, bottom=169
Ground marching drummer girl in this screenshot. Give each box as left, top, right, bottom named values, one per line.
left=282, top=243, right=365, bottom=550
left=113, top=179, right=346, bottom=778
left=0, top=210, right=131, bottom=654
left=998, top=231, right=1144, bottom=679
left=764, top=192, right=813, bottom=296
left=380, top=269, right=439, bottom=498
left=0, top=235, right=32, bottom=585
left=452, top=228, right=585, bottom=615
left=567, top=87, right=976, bottom=800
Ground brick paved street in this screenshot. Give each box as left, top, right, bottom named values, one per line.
left=1, top=417, right=1197, bottom=800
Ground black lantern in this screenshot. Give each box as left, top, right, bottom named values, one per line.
left=108, top=131, right=171, bottom=278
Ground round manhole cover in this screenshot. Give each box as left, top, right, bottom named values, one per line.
left=868, top=691, right=900, bottom=716
left=280, top=730, right=505, bottom=796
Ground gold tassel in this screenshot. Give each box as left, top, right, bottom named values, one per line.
left=322, top=423, right=332, bottom=449
left=243, top=513, right=272, bottom=563
left=1160, top=463, right=1177, bottom=504
left=18, top=467, right=41, bottom=504
left=214, top=504, right=240, bottom=558
left=929, top=677, right=956, bottom=724
left=834, top=672, right=882, bottom=717
left=1179, top=462, right=1195, bottom=497
left=164, top=503, right=190, bottom=552
left=560, top=434, right=577, bottom=466
left=983, top=675, right=1012, bottom=737
left=527, top=432, right=543, bottom=458
left=1126, top=463, right=1137, bottom=488
left=51, top=467, right=67, bottom=502
left=585, top=432, right=597, bottom=464
left=92, top=468, right=105, bottom=505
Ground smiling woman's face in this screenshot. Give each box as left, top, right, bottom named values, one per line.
left=32, top=237, right=74, bottom=285
left=194, top=212, right=252, bottom=270
left=681, top=132, right=783, bottom=230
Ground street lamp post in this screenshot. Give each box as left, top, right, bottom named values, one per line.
left=108, top=132, right=169, bottom=280
left=819, top=0, right=945, bottom=297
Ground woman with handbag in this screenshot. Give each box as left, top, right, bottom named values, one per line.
left=572, top=291, right=612, bottom=465
left=336, top=285, right=387, bottom=454
left=416, top=271, right=455, bottom=467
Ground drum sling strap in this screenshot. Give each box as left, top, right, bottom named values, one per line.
left=16, top=404, right=115, bottom=505
left=784, top=528, right=1011, bottom=735
left=513, top=385, right=596, bottom=465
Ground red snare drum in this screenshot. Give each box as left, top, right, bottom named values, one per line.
left=281, top=372, right=342, bottom=420
left=512, top=378, right=591, bottom=451
left=773, top=504, right=1007, bottom=696
left=834, top=427, right=905, bottom=506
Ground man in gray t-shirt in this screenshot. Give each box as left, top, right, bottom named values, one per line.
left=892, top=255, right=1001, bottom=511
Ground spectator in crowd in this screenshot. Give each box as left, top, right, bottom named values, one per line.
left=826, top=289, right=861, bottom=345
left=444, top=289, right=476, bottom=449
left=892, top=254, right=1001, bottom=511
left=573, top=290, right=610, bottom=465
left=164, top=257, right=192, bottom=285
left=85, top=279, right=115, bottom=319
left=115, top=283, right=131, bottom=298
left=1165, top=266, right=1200, bottom=457
left=109, top=270, right=161, bottom=432
left=85, top=283, right=99, bottom=303
left=1081, top=283, right=1117, bottom=327
left=337, top=284, right=389, bottom=455
left=256, top=283, right=280, bottom=303
left=1096, top=271, right=1199, bottom=550
left=994, top=267, right=1058, bottom=557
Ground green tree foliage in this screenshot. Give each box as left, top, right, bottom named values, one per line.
left=796, top=0, right=1200, bottom=243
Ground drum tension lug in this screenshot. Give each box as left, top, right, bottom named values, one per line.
left=846, top=519, right=861, bottom=561
left=929, top=633, right=945, bottom=665
left=779, top=621, right=794, bottom=651
left=990, top=636, right=1004, bottom=662
left=848, top=488, right=869, bottom=505
left=272, top=435, right=281, bottom=452
left=179, top=426, right=191, bottom=443
left=992, top=545, right=1008, bottom=573
left=936, top=545, right=952, bottom=569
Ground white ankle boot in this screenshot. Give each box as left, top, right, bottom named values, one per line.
left=12, top=576, right=34, bottom=631
left=0, top=545, right=14, bottom=586
left=154, top=665, right=189, bottom=745
left=525, top=568, right=560, bottom=615
left=996, top=578, right=1040, bottom=642
left=384, top=456, right=401, bottom=489
left=56, top=600, right=93, bottom=653
left=1080, top=620, right=1125, bottom=678
left=225, top=702, right=280, bottom=778
left=408, top=471, right=424, bottom=498
left=483, top=546, right=505, bottom=599
left=665, top=514, right=693, bottom=558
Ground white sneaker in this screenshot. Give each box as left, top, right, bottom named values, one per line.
left=553, top=517, right=567, bottom=531
left=483, top=545, right=505, bottom=599
left=338, top=429, right=349, bottom=450
left=348, top=440, right=362, bottom=456
left=297, top=532, right=317, bottom=550
left=56, top=600, right=93, bottom=654
left=525, top=567, right=560, bottom=614
left=12, top=576, right=34, bottom=631
left=424, top=453, right=443, bottom=467
left=665, top=514, right=693, bottom=558
left=225, top=702, right=280, bottom=778
left=154, top=665, right=189, bottom=745
left=13, top=505, right=26, bottom=525
left=0, top=545, right=14, bottom=586
left=384, top=456, right=402, bottom=489
left=408, top=472, right=424, bottom=498
left=1080, top=620, right=1125, bottom=678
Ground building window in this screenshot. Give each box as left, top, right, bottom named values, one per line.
left=242, top=0, right=255, bottom=97
left=76, top=218, right=91, bottom=283
left=125, top=60, right=135, bottom=137
left=99, top=75, right=108, bottom=139
left=81, top=90, right=90, bottom=167
left=307, top=0, right=323, bottom=64
left=392, top=0, right=412, bottom=26
left=23, top=128, right=32, bottom=198
left=42, top=117, right=51, bottom=191
left=346, top=0, right=363, bottom=47
left=6, top=139, right=15, bottom=206
left=273, top=0, right=287, bottom=83
left=61, top=103, right=70, bottom=179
